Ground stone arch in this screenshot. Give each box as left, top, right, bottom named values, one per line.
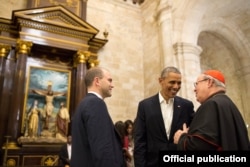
left=197, top=19, right=250, bottom=128
left=172, top=0, right=208, bottom=44
left=173, top=1, right=250, bottom=131
left=199, top=18, right=250, bottom=64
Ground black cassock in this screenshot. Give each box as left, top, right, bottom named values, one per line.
left=178, top=92, right=249, bottom=150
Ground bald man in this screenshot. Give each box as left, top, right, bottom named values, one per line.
left=71, top=67, right=125, bottom=167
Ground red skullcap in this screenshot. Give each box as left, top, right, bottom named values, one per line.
left=203, top=70, right=225, bottom=84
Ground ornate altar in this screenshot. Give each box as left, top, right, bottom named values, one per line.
left=0, top=3, right=107, bottom=166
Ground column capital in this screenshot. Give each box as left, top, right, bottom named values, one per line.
left=173, top=42, right=202, bottom=56
left=16, top=39, right=33, bottom=54
left=0, top=44, right=11, bottom=58
left=88, top=58, right=99, bottom=68
left=87, top=53, right=99, bottom=68
left=74, top=50, right=90, bottom=67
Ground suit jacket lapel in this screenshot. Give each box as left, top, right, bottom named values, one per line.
left=152, top=94, right=168, bottom=140
left=169, top=97, right=182, bottom=139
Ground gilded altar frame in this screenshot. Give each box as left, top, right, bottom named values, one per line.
left=21, top=66, right=71, bottom=135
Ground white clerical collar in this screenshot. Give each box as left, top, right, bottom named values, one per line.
left=88, top=91, right=103, bottom=99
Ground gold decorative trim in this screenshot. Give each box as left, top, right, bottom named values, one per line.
left=18, top=19, right=94, bottom=40
left=88, top=58, right=99, bottom=68
left=0, top=43, right=11, bottom=58
left=13, top=5, right=98, bottom=33
left=19, top=31, right=89, bottom=49
left=32, top=11, right=83, bottom=27
left=2, top=142, right=20, bottom=149
left=41, top=155, right=59, bottom=166
left=0, top=20, right=18, bottom=35
left=7, top=158, right=16, bottom=166
left=16, top=39, right=33, bottom=55
left=74, top=50, right=90, bottom=64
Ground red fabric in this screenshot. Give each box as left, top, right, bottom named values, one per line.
left=123, top=136, right=129, bottom=149
left=203, top=70, right=225, bottom=84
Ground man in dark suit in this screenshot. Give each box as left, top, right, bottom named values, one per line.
left=134, top=66, right=194, bottom=167
left=71, top=67, right=125, bottom=167
left=59, top=135, right=71, bottom=167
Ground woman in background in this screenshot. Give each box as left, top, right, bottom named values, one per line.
left=124, top=120, right=134, bottom=167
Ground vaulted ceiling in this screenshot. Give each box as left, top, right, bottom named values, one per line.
left=203, top=0, right=250, bottom=38
left=197, top=0, right=250, bottom=64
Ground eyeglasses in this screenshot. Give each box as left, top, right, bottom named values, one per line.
left=193, top=78, right=209, bottom=87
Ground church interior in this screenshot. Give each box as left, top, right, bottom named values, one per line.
left=0, top=0, right=249, bottom=166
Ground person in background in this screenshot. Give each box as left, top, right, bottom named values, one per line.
left=114, top=120, right=133, bottom=166
left=71, top=67, right=125, bottom=167
left=174, top=70, right=250, bottom=150
left=134, top=66, right=194, bottom=167
left=59, top=135, right=72, bottom=167
left=124, top=120, right=134, bottom=167
left=115, top=120, right=126, bottom=143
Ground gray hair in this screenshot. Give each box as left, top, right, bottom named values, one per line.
left=160, top=66, right=181, bottom=78
left=203, top=75, right=226, bottom=88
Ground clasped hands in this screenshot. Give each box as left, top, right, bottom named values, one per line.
left=173, top=123, right=189, bottom=144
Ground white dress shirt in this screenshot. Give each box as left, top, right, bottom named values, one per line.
left=88, top=91, right=103, bottom=99
left=67, top=144, right=71, bottom=160
left=159, top=92, right=174, bottom=139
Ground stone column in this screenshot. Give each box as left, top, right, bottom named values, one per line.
left=156, top=0, right=176, bottom=68
left=7, top=40, right=32, bottom=146
left=173, top=42, right=202, bottom=109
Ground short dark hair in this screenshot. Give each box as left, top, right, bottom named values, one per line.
left=160, top=66, right=181, bottom=78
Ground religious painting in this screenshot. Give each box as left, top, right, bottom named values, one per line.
left=22, top=66, right=71, bottom=140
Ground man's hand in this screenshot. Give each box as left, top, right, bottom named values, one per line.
left=173, top=123, right=188, bottom=144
